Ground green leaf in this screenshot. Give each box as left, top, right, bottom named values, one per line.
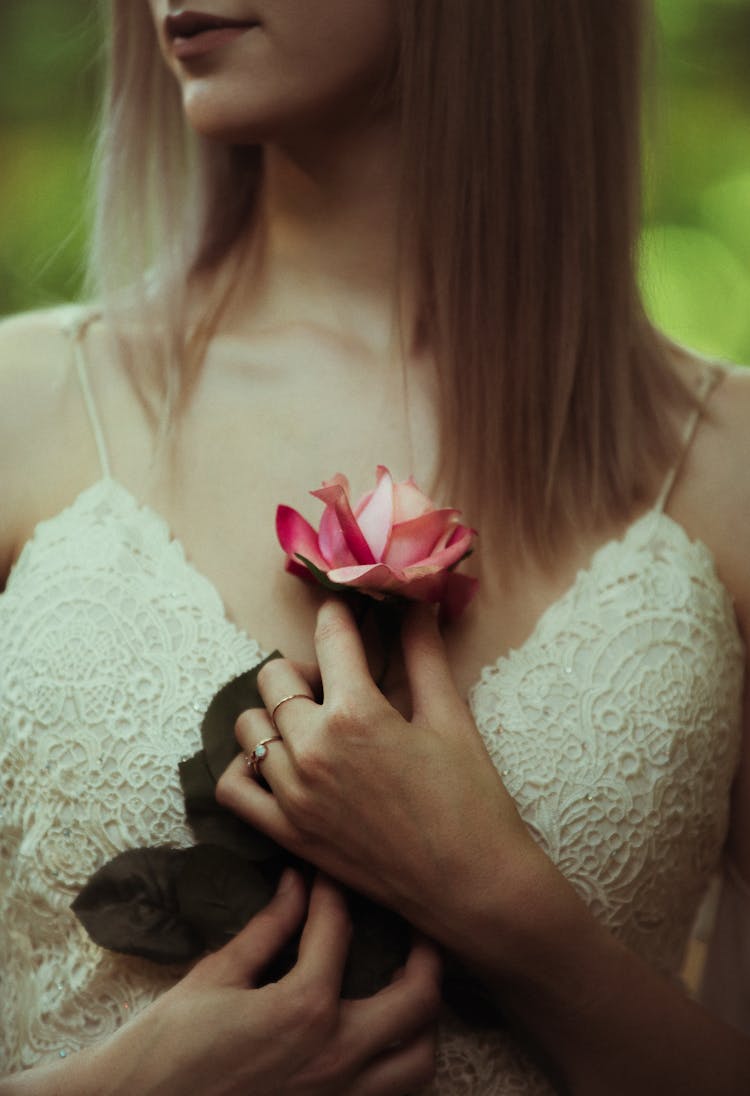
left=72, top=847, right=504, bottom=1025
left=71, top=847, right=202, bottom=964
left=295, top=554, right=353, bottom=593
left=340, top=891, right=410, bottom=999
left=176, top=845, right=278, bottom=951
left=73, top=649, right=505, bottom=1026
left=201, top=652, right=283, bottom=784
left=178, top=749, right=218, bottom=812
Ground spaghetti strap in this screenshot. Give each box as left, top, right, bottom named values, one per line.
left=63, top=310, right=112, bottom=480
left=654, top=363, right=724, bottom=513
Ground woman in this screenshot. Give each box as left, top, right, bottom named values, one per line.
left=1, top=1, right=749, bottom=1092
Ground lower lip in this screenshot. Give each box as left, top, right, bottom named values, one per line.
left=171, top=26, right=254, bottom=60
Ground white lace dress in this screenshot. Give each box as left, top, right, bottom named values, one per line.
left=0, top=357, right=745, bottom=1092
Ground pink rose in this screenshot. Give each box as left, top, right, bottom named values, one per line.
left=276, top=466, right=477, bottom=620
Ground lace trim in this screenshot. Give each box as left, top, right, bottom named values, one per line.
left=4, top=479, right=735, bottom=702
left=0, top=477, right=744, bottom=1094
left=5, top=478, right=262, bottom=659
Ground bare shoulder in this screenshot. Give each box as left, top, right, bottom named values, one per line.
left=706, top=365, right=750, bottom=874
left=0, top=305, right=99, bottom=584
left=702, top=362, right=750, bottom=578
left=662, top=348, right=750, bottom=626
left=704, top=362, right=750, bottom=519
left=712, top=361, right=750, bottom=445
left=664, top=353, right=750, bottom=869
left=0, top=304, right=80, bottom=399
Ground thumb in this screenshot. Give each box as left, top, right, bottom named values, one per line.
left=206, top=868, right=308, bottom=987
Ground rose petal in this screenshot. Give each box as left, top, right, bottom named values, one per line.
left=311, top=481, right=376, bottom=564
left=326, top=472, right=352, bottom=494
left=276, top=506, right=327, bottom=571
left=326, top=555, right=476, bottom=618
left=325, top=562, right=447, bottom=606
left=318, top=504, right=358, bottom=568
left=391, top=475, right=435, bottom=523
left=403, top=524, right=475, bottom=572
left=350, top=462, right=394, bottom=517
left=326, top=562, right=405, bottom=590
left=354, top=468, right=394, bottom=561
left=430, top=522, right=462, bottom=554
left=330, top=526, right=474, bottom=585
left=383, top=509, right=461, bottom=569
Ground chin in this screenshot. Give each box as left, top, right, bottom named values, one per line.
left=179, top=84, right=279, bottom=143
left=181, top=82, right=387, bottom=147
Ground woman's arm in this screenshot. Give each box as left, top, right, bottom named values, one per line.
left=495, top=645, right=750, bottom=1096
left=218, top=588, right=750, bottom=1095
left=0, top=872, right=441, bottom=1096
left=471, top=851, right=750, bottom=1095
left=698, top=434, right=750, bottom=1033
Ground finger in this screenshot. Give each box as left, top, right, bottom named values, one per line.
left=404, top=933, right=443, bottom=981
left=314, top=599, right=377, bottom=702
left=235, top=705, right=295, bottom=780
left=255, top=658, right=319, bottom=738
left=337, top=937, right=442, bottom=1063
left=204, top=868, right=308, bottom=986
left=372, top=936, right=442, bottom=1035
left=235, top=703, right=275, bottom=751
left=401, top=603, right=458, bottom=720
left=291, top=874, right=352, bottom=992
left=216, top=750, right=304, bottom=850
left=288, top=658, right=323, bottom=696
left=233, top=705, right=318, bottom=822
left=346, top=1027, right=438, bottom=1096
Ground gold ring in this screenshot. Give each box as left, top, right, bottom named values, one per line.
left=270, top=693, right=313, bottom=732
left=245, top=735, right=282, bottom=778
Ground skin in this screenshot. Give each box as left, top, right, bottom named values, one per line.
left=0, top=873, right=441, bottom=1096
left=220, top=599, right=750, bottom=1094
left=2, top=1, right=750, bottom=1092
left=150, top=0, right=400, bottom=144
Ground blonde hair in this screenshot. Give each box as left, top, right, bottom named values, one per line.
left=88, top=0, right=687, bottom=561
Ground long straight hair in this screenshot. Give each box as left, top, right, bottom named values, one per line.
left=87, top=0, right=687, bottom=561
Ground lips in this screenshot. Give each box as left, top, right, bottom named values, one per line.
left=165, top=10, right=259, bottom=59
left=165, top=10, right=257, bottom=39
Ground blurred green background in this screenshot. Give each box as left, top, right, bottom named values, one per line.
left=0, top=0, right=748, bottom=361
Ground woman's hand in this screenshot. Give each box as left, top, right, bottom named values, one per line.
left=1, top=872, right=441, bottom=1096
left=217, top=598, right=540, bottom=954
left=213, top=606, right=750, bottom=1096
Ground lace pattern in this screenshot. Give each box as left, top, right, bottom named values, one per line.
left=0, top=481, right=264, bottom=1069
left=0, top=480, right=745, bottom=1092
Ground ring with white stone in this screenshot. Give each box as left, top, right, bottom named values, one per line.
left=245, top=735, right=282, bottom=779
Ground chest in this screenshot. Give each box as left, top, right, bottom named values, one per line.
left=1, top=482, right=744, bottom=981
left=137, top=357, right=638, bottom=701
left=143, top=474, right=609, bottom=705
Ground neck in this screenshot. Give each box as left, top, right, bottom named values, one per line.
left=215, top=116, right=417, bottom=361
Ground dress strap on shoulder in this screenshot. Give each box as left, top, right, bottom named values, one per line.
left=654, top=362, right=724, bottom=514
left=63, top=309, right=112, bottom=480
